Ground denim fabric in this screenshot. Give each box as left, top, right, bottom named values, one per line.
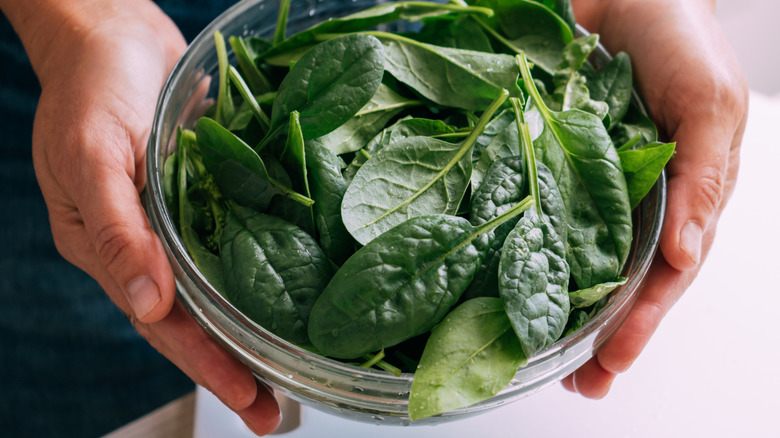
left=0, top=2, right=237, bottom=436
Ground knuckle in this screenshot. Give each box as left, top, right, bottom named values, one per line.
left=693, top=163, right=725, bottom=214
left=94, top=221, right=136, bottom=272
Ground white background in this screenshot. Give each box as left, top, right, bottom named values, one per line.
left=195, top=2, right=780, bottom=436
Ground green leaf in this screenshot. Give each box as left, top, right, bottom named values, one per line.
left=408, top=297, right=526, bottom=421
left=313, top=84, right=417, bottom=156
left=341, top=90, right=509, bottom=245
left=463, top=156, right=525, bottom=300
left=195, top=117, right=313, bottom=210
left=220, top=206, right=332, bottom=345
left=371, top=31, right=522, bottom=110
left=619, top=141, right=675, bottom=209
left=587, top=51, right=633, bottom=129
left=414, top=14, right=494, bottom=53
left=474, top=0, right=573, bottom=73
left=569, top=277, right=627, bottom=309
left=519, top=54, right=633, bottom=288
left=260, top=1, right=495, bottom=64
left=305, top=139, right=354, bottom=266
left=308, top=215, right=486, bottom=359
left=270, top=33, right=386, bottom=139
left=229, top=36, right=273, bottom=95
left=499, top=213, right=570, bottom=358
left=471, top=110, right=519, bottom=191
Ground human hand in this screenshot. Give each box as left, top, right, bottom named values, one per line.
left=1, top=0, right=280, bottom=434
left=562, top=0, right=748, bottom=397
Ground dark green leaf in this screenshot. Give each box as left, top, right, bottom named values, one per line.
left=373, top=32, right=522, bottom=110
left=220, top=206, right=332, bottom=345
left=475, top=0, right=574, bottom=73
left=260, top=1, right=494, bottom=64
left=499, top=213, right=570, bottom=357
left=270, top=33, right=386, bottom=139
left=588, top=51, right=633, bottom=129
left=308, top=215, right=487, bottom=359
left=519, top=54, right=632, bottom=288
left=305, top=139, right=354, bottom=265
left=341, top=91, right=508, bottom=244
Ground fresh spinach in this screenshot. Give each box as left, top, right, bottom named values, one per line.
left=220, top=205, right=332, bottom=345
left=518, top=53, right=633, bottom=288
left=268, top=33, right=386, bottom=143
left=408, top=297, right=526, bottom=421
left=341, top=90, right=509, bottom=245
left=166, top=2, right=673, bottom=419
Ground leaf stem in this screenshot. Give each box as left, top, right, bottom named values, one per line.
left=229, top=66, right=272, bottom=131
left=516, top=53, right=553, bottom=122
left=273, top=0, right=292, bottom=45
left=475, top=195, right=534, bottom=234
left=511, top=97, right=541, bottom=217
left=229, top=36, right=273, bottom=95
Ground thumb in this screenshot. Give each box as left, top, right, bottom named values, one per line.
left=660, top=118, right=735, bottom=271
left=76, top=162, right=176, bottom=323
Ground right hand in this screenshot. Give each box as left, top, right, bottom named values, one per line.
left=1, top=0, right=281, bottom=434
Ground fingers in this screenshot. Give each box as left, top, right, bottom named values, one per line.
left=239, top=382, right=283, bottom=436
left=70, top=161, right=175, bottom=323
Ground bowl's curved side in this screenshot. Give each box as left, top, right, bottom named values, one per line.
left=145, top=0, right=667, bottom=426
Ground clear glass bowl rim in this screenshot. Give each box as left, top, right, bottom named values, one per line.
left=144, top=0, right=667, bottom=424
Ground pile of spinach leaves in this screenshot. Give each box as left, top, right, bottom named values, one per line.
left=163, top=0, right=674, bottom=421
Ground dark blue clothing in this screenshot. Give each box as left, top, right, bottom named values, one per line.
left=0, top=2, right=237, bottom=437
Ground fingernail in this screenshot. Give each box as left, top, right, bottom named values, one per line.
left=680, top=221, right=703, bottom=265
left=127, top=276, right=161, bottom=319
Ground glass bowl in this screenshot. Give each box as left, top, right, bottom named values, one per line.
left=144, top=0, right=666, bottom=426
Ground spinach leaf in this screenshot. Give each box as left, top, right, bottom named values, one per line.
left=518, top=53, right=632, bottom=288
left=415, top=14, right=494, bottom=53
left=259, top=1, right=494, bottom=64
left=229, top=36, right=273, bottom=95
left=551, top=34, right=609, bottom=119
left=312, top=84, right=418, bottom=156
left=587, top=51, right=633, bottom=129
left=305, top=139, right=354, bottom=266
left=471, top=110, right=519, bottom=190
left=569, top=277, right=627, bottom=309
left=220, top=205, right=332, bottom=345
left=195, top=117, right=314, bottom=210
left=307, top=214, right=485, bottom=359
left=529, top=0, right=576, bottom=32
left=619, top=141, right=676, bottom=209
left=343, top=117, right=458, bottom=182
left=176, top=129, right=226, bottom=293
left=370, top=31, right=522, bottom=110
left=474, top=0, right=573, bottom=74
left=499, top=212, right=570, bottom=358
left=214, top=31, right=236, bottom=127
left=463, top=156, right=525, bottom=301
left=268, top=33, right=386, bottom=142
left=408, top=297, right=526, bottom=421
left=308, top=196, right=532, bottom=359
left=610, top=100, right=659, bottom=149
left=341, top=90, right=509, bottom=245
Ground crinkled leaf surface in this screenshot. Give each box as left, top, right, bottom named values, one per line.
left=308, top=215, right=485, bottom=359
left=499, top=214, right=570, bottom=357
left=220, top=206, right=332, bottom=345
